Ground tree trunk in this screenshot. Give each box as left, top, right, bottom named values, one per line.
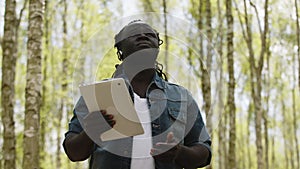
left=292, top=81, right=299, bottom=169
left=162, top=0, right=168, bottom=73
left=199, top=1, right=213, bottom=168
left=296, top=0, right=300, bottom=93
left=281, top=94, right=289, bottom=169
left=216, top=0, right=225, bottom=168
left=23, top=0, right=44, bottom=168
left=56, top=0, right=68, bottom=168
left=78, top=0, right=86, bottom=82
left=226, top=0, right=236, bottom=169
left=204, top=0, right=213, bottom=138
left=1, top=0, right=17, bottom=168
left=263, top=33, right=271, bottom=169
left=293, top=1, right=300, bottom=167
left=40, top=0, right=49, bottom=168
left=247, top=105, right=253, bottom=169
left=243, top=1, right=269, bottom=168
left=271, top=136, right=275, bottom=169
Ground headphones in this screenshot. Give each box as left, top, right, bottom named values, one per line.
left=117, top=50, right=123, bottom=61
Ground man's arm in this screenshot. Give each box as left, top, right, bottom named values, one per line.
left=63, top=109, right=115, bottom=162
left=63, top=132, right=94, bottom=161
left=151, top=132, right=211, bottom=168
left=175, top=143, right=211, bottom=168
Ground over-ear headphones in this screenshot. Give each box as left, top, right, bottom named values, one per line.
left=117, top=49, right=123, bottom=61
left=159, top=39, right=163, bottom=46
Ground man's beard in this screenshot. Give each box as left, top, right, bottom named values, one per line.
left=116, top=48, right=159, bottom=82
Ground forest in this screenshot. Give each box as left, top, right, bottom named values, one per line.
left=0, top=0, right=299, bottom=169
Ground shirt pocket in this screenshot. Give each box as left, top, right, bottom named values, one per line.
left=168, top=107, right=187, bottom=124
left=167, top=102, right=187, bottom=143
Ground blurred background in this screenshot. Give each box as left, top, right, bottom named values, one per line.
left=0, top=0, right=299, bottom=169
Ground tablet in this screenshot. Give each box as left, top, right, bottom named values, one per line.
left=79, top=78, right=144, bottom=141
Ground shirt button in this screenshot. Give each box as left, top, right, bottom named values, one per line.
left=152, top=124, right=160, bottom=128
left=124, top=150, right=128, bottom=155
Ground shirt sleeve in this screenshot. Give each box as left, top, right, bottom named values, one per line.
left=183, top=92, right=212, bottom=163
left=64, top=110, right=84, bottom=138
left=64, top=96, right=87, bottom=138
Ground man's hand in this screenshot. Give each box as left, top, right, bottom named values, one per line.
left=150, top=132, right=181, bottom=162
left=100, top=110, right=116, bottom=127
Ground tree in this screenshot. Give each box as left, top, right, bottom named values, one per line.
left=22, top=0, right=44, bottom=168
left=226, top=0, right=236, bottom=169
left=216, top=0, right=226, bottom=168
left=195, top=0, right=213, bottom=147
left=1, top=1, right=18, bottom=168
left=296, top=0, right=300, bottom=93
left=202, top=0, right=213, bottom=141
left=239, top=1, right=269, bottom=168
left=40, top=0, right=49, bottom=167
left=294, top=2, right=300, bottom=168
left=1, top=0, right=27, bottom=168
left=162, top=0, right=169, bottom=73
left=56, top=0, right=68, bottom=168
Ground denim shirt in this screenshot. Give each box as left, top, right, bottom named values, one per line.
left=64, top=73, right=212, bottom=169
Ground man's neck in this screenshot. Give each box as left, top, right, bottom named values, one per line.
left=130, top=69, right=155, bottom=98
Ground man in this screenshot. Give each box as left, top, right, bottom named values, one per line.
left=63, top=20, right=212, bottom=169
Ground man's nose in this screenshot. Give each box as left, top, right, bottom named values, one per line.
left=137, top=33, right=149, bottom=40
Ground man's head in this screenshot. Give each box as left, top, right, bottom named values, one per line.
left=114, top=20, right=162, bottom=60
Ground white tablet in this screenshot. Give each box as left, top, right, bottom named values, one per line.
left=79, top=78, right=144, bottom=141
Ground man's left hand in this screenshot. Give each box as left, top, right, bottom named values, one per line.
left=150, top=132, right=181, bottom=162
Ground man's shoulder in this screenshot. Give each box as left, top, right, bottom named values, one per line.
left=161, top=80, right=195, bottom=101
left=163, top=80, right=188, bottom=91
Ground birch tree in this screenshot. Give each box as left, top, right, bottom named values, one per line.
left=162, top=0, right=169, bottom=73
left=23, top=0, right=44, bottom=168
left=226, top=0, right=236, bottom=168
left=296, top=0, right=300, bottom=92
left=56, top=0, right=68, bottom=168
left=294, top=1, right=300, bottom=168
left=1, top=0, right=27, bottom=168
left=240, top=1, right=269, bottom=168
left=1, top=1, right=18, bottom=168
left=216, top=0, right=226, bottom=168
left=203, top=0, right=213, bottom=141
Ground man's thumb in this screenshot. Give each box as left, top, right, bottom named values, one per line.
left=166, top=132, right=174, bottom=143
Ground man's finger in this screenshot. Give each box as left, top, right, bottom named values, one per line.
left=166, top=132, right=174, bottom=143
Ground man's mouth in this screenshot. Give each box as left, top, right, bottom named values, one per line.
left=137, top=41, right=152, bottom=47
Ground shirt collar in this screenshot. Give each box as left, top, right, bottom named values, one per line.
left=152, top=72, right=166, bottom=89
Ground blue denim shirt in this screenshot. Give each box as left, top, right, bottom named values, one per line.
left=64, top=73, right=212, bottom=169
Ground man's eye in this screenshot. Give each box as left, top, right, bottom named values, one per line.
left=146, top=33, right=157, bottom=38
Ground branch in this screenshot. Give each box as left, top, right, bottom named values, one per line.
left=143, top=0, right=155, bottom=12
left=295, top=0, right=300, bottom=91
left=233, top=0, right=247, bottom=43
left=258, top=0, right=269, bottom=74
left=249, top=1, right=263, bottom=36
left=16, top=0, right=29, bottom=29
left=214, top=0, right=224, bottom=54
left=243, top=0, right=256, bottom=68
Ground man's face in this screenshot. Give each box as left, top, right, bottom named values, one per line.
left=117, top=24, right=159, bottom=59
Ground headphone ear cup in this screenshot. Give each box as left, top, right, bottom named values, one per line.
left=117, top=50, right=123, bottom=61
left=159, top=39, right=163, bottom=46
